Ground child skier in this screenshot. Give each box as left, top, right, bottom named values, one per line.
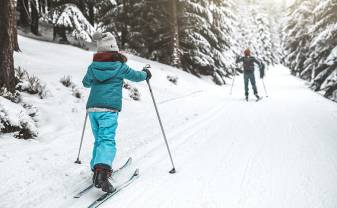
left=236, top=48, right=264, bottom=101
left=82, top=32, right=151, bottom=193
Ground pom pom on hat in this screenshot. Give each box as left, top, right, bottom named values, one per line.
left=92, top=31, right=119, bottom=52
left=92, top=32, right=103, bottom=41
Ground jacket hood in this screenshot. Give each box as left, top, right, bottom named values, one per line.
left=89, top=61, right=123, bottom=82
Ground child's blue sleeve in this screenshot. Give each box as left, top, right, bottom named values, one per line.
left=120, top=64, right=147, bottom=82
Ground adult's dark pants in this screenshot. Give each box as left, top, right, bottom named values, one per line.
left=244, top=71, right=258, bottom=97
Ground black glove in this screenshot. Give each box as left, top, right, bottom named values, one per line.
left=236, top=56, right=241, bottom=63
left=142, top=67, right=152, bottom=80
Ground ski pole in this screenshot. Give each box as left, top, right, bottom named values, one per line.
left=261, top=78, right=269, bottom=97
left=230, top=63, right=241, bottom=95
left=146, top=80, right=176, bottom=174
left=75, top=112, right=88, bottom=164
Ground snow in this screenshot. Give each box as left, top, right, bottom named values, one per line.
left=1, top=36, right=337, bottom=208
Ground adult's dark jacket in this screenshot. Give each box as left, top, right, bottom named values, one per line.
left=236, top=56, right=262, bottom=72
left=236, top=56, right=265, bottom=78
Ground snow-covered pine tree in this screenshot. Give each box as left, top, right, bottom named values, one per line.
left=307, top=0, right=337, bottom=100
left=76, top=0, right=95, bottom=25
left=43, top=3, right=95, bottom=42
left=211, top=0, right=239, bottom=83
left=283, top=0, right=337, bottom=101
left=267, top=5, right=284, bottom=65
left=179, top=0, right=238, bottom=85
left=94, top=0, right=119, bottom=42
left=254, top=9, right=273, bottom=65
left=282, top=0, right=315, bottom=77
left=128, top=0, right=172, bottom=63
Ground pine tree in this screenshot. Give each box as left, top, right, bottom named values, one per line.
left=95, top=0, right=144, bottom=51
left=283, top=0, right=337, bottom=101
left=283, top=0, right=314, bottom=77
left=179, top=0, right=238, bottom=85
left=44, top=3, right=95, bottom=42
left=308, top=0, right=337, bottom=99
left=126, top=0, right=169, bottom=60
left=255, top=9, right=274, bottom=65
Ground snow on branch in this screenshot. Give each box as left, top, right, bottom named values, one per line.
left=43, top=4, right=95, bottom=42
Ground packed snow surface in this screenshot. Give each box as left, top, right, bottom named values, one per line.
left=1, top=36, right=337, bottom=208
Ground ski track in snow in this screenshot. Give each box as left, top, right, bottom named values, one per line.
left=1, top=36, right=337, bottom=208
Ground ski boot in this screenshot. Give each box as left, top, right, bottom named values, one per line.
left=93, top=164, right=116, bottom=193
left=255, top=94, right=261, bottom=101
left=245, top=96, right=248, bottom=102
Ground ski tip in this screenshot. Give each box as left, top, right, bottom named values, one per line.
left=119, top=157, right=132, bottom=169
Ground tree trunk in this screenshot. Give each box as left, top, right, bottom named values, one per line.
left=0, top=0, right=18, bottom=92
left=30, top=0, right=39, bottom=35
left=17, top=0, right=30, bottom=27
left=120, top=0, right=129, bottom=49
left=168, top=0, right=180, bottom=67
left=13, top=21, right=21, bottom=52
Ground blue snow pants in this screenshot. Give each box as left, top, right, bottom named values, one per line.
left=244, top=72, right=258, bottom=97
left=88, top=112, right=118, bottom=170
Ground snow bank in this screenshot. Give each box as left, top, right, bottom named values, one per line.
left=0, top=97, right=38, bottom=138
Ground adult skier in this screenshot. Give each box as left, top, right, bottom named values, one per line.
left=82, top=32, right=151, bottom=193
left=236, top=48, right=264, bottom=101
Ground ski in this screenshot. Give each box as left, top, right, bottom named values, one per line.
left=73, top=184, right=94, bottom=199
left=88, top=169, right=140, bottom=208
left=73, top=157, right=132, bottom=198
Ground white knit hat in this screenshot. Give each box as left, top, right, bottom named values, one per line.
left=92, top=32, right=119, bottom=52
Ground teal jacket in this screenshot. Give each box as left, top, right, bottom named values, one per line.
left=82, top=61, right=147, bottom=111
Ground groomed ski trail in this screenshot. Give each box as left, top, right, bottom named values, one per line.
left=102, top=67, right=337, bottom=208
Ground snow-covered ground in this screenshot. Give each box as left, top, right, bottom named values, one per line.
left=1, top=36, right=337, bottom=208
